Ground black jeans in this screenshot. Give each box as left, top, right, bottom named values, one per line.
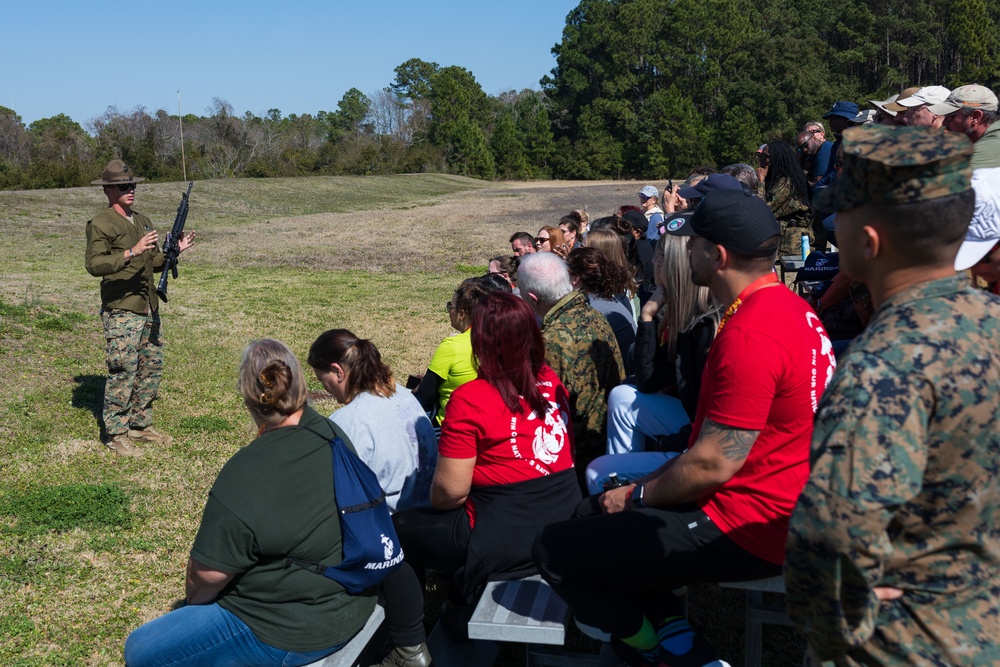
left=532, top=496, right=781, bottom=639
left=381, top=506, right=472, bottom=646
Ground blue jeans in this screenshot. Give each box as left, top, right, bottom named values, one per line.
left=124, top=603, right=346, bottom=667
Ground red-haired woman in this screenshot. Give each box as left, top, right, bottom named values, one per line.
left=371, top=293, right=582, bottom=667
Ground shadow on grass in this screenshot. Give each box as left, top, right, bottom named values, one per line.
left=72, top=374, right=105, bottom=439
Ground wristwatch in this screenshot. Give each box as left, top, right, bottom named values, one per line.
left=630, top=482, right=646, bottom=509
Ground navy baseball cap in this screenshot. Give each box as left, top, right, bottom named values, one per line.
left=689, top=190, right=781, bottom=256
left=677, top=173, right=744, bottom=200
left=664, top=212, right=696, bottom=236
left=823, top=101, right=859, bottom=120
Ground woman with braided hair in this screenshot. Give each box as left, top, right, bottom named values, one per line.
left=763, top=141, right=814, bottom=256
left=125, top=339, right=374, bottom=666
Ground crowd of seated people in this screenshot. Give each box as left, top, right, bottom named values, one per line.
left=125, top=87, right=1000, bottom=667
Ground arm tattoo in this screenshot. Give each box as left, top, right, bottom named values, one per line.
left=701, top=418, right=760, bottom=461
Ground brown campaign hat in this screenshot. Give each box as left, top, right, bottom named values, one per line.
left=883, top=87, right=922, bottom=113
left=91, top=159, right=145, bottom=186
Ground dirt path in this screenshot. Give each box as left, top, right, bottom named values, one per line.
left=209, top=179, right=651, bottom=273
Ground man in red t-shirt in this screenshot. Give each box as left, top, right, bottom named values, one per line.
left=534, top=189, right=836, bottom=667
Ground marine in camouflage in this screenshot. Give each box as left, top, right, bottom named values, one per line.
left=767, top=176, right=813, bottom=256
left=813, top=125, right=974, bottom=214
left=101, top=309, right=164, bottom=437
left=540, top=290, right=624, bottom=469
left=786, top=126, right=998, bottom=666
left=786, top=277, right=1000, bottom=665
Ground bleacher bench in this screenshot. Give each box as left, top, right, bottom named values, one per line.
left=719, top=576, right=792, bottom=667
left=460, top=575, right=601, bottom=667
left=304, top=603, right=385, bottom=667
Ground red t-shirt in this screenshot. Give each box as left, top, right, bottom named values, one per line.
left=694, top=284, right=836, bottom=564
left=439, top=365, right=575, bottom=526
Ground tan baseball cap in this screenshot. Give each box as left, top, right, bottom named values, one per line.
left=927, top=84, right=999, bottom=116
left=883, top=87, right=922, bottom=113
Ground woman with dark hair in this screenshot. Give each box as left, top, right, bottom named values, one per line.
left=763, top=141, right=813, bottom=256
left=308, top=330, right=437, bottom=513
left=535, top=225, right=568, bottom=256
left=558, top=213, right=584, bottom=249
left=412, top=277, right=492, bottom=426
left=566, top=247, right=637, bottom=364
left=487, top=255, right=519, bottom=290
left=125, top=340, right=375, bottom=667
left=373, top=293, right=580, bottom=667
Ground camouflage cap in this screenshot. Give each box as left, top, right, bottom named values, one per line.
left=813, top=125, right=973, bottom=213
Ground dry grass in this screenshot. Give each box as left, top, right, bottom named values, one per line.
left=0, top=174, right=803, bottom=666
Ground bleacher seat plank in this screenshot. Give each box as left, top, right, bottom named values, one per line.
left=304, top=603, right=385, bottom=667
left=467, top=576, right=570, bottom=645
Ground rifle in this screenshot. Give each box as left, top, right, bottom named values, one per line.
left=156, top=182, right=193, bottom=303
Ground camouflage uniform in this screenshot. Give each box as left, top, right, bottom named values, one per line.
left=767, top=176, right=813, bottom=256
left=85, top=206, right=165, bottom=437
left=787, top=126, right=1000, bottom=665
left=541, top=290, right=624, bottom=468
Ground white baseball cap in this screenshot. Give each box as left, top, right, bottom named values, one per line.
left=955, top=167, right=1000, bottom=271
left=896, top=85, right=952, bottom=108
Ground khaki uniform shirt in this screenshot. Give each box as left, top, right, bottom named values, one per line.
left=786, top=275, right=1000, bottom=666
left=85, top=207, right=165, bottom=313
left=541, top=290, right=624, bottom=466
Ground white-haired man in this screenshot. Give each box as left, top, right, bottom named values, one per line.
left=517, top=252, right=624, bottom=470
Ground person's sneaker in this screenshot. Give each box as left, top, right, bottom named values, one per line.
left=105, top=434, right=143, bottom=457
left=128, top=426, right=174, bottom=445
left=610, top=623, right=727, bottom=667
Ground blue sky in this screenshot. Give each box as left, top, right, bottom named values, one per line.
left=4, top=0, right=579, bottom=128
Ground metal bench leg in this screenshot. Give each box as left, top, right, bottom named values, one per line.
left=744, top=590, right=764, bottom=667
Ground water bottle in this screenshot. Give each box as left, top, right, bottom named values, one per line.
left=801, top=234, right=810, bottom=261
left=603, top=473, right=626, bottom=491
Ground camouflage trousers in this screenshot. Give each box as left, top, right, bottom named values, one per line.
left=101, top=309, right=163, bottom=436
left=779, top=221, right=815, bottom=258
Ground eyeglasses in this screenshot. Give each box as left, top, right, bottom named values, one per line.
left=535, top=237, right=549, bottom=246
left=808, top=128, right=823, bottom=134
left=756, top=153, right=770, bottom=165
left=446, top=302, right=456, bottom=311
left=115, top=183, right=137, bottom=192
left=797, top=141, right=810, bottom=153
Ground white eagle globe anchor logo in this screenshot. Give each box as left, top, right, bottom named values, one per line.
left=529, top=399, right=568, bottom=465
left=381, top=534, right=394, bottom=561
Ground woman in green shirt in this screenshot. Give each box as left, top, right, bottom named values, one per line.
left=124, top=339, right=374, bottom=667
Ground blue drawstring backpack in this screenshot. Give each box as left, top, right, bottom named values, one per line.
left=286, top=427, right=404, bottom=594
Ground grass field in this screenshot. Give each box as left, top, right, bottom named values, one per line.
left=0, top=174, right=802, bottom=666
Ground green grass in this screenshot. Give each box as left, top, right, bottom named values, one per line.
left=0, top=483, right=133, bottom=534
left=0, top=173, right=803, bottom=666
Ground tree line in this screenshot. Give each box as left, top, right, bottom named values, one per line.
left=2, top=0, right=999, bottom=190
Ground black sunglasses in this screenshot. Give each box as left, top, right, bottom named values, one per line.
left=115, top=183, right=137, bottom=192
left=797, top=141, right=810, bottom=153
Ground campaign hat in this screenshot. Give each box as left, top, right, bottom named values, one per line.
left=813, top=125, right=973, bottom=214
left=91, top=160, right=145, bottom=186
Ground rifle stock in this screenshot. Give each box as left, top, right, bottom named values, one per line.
left=156, top=182, right=193, bottom=302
